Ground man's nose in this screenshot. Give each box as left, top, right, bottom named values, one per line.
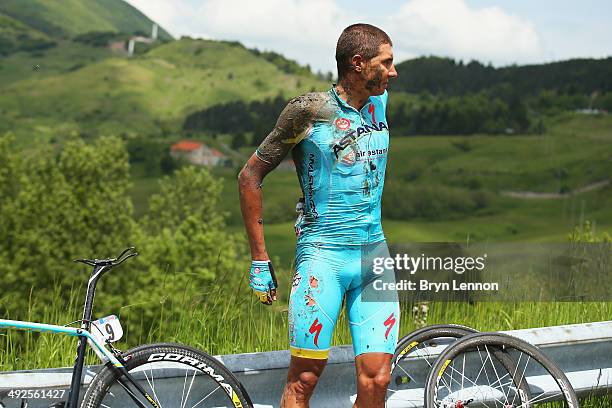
left=389, top=64, right=398, bottom=78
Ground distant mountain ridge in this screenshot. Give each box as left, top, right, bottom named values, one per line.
left=391, top=56, right=612, bottom=96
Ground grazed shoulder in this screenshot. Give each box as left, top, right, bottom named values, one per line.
left=256, top=92, right=335, bottom=166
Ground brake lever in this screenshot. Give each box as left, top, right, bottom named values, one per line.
left=73, top=258, right=96, bottom=266
left=115, top=247, right=136, bottom=261
left=113, top=250, right=138, bottom=266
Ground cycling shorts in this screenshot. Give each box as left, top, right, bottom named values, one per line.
left=288, top=241, right=399, bottom=359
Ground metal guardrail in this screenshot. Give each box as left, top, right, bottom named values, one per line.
left=0, top=321, right=610, bottom=407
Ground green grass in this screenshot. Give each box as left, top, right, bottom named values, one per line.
left=1, top=270, right=611, bottom=370
left=1, top=256, right=609, bottom=405
left=0, top=40, right=113, bottom=88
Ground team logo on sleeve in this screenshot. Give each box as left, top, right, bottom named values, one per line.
left=335, top=118, right=351, bottom=130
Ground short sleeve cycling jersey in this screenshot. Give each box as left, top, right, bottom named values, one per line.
left=255, top=86, right=398, bottom=359
left=288, top=87, right=389, bottom=245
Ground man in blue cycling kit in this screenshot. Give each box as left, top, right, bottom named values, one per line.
left=239, top=24, right=399, bottom=407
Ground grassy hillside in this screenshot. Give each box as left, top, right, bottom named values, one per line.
left=0, top=38, right=328, bottom=143
left=0, top=40, right=114, bottom=88
left=0, top=0, right=172, bottom=40
left=0, top=12, right=54, bottom=56
left=199, top=113, right=612, bottom=266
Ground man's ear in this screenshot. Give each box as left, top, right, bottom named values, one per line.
left=351, top=54, right=364, bottom=73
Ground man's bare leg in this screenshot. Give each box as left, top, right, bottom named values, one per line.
left=354, top=352, right=392, bottom=408
left=281, top=356, right=327, bottom=408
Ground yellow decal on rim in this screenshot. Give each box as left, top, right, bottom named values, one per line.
left=144, top=393, right=159, bottom=408
left=399, top=341, right=419, bottom=356
left=232, top=391, right=243, bottom=408
left=438, top=359, right=451, bottom=378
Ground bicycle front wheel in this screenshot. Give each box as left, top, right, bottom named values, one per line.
left=82, top=343, right=252, bottom=408
left=425, top=332, right=579, bottom=408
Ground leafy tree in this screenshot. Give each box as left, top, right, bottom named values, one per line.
left=0, top=135, right=132, bottom=313
left=0, top=134, right=247, bottom=334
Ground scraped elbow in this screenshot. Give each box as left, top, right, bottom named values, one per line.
left=237, top=164, right=260, bottom=191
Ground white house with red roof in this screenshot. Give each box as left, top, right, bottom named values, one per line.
left=170, top=140, right=226, bottom=167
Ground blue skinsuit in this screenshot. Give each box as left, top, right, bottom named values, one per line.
left=262, top=86, right=400, bottom=359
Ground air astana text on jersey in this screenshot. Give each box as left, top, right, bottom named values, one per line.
left=333, top=121, right=389, bottom=159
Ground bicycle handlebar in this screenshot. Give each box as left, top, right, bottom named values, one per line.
left=74, top=247, right=138, bottom=268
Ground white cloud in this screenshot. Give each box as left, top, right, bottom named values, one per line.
left=124, top=0, right=191, bottom=34
left=386, top=0, right=543, bottom=65
left=185, top=0, right=357, bottom=74
left=125, top=0, right=544, bottom=72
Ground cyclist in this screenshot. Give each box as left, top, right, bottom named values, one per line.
left=238, top=23, right=399, bottom=407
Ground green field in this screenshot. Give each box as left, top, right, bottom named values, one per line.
left=126, top=112, right=612, bottom=267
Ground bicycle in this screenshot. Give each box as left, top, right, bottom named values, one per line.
left=387, top=324, right=481, bottom=407
left=424, top=332, right=579, bottom=408
left=0, top=248, right=253, bottom=408
left=386, top=325, right=579, bottom=408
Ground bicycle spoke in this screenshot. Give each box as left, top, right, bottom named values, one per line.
left=396, top=362, right=418, bottom=384
left=190, top=385, right=221, bottom=408
left=522, top=390, right=566, bottom=406
left=181, top=369, right=198, bottom=408
left=144, top=366, right=164, bottom=408
left=414, top=343, right=434, bottom=368
left=181, top=370, right=189, bottom=408
left=440, top=361, right=516, bottom=407
left=415, top=343, right=453, bottom=392
left=509, top=350, right=525, bottom=408
left=485, top=345, right=511, bottom=407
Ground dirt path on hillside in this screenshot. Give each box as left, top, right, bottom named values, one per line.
left=501, top=179, right=610, bottom=199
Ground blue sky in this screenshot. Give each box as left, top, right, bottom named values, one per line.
left=126, top=0, right=612, bottom=73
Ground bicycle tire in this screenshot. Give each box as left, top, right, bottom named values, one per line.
left=392, top=324, right=478, bottom=372
left=388, top=325, right=530, bottom=408
left=425, top=332, right=579, bottom=408
left=81, top=343, right=253, bottom=408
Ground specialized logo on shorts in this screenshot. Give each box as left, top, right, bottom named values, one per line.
left=335, top=117, right=351, bottom=130
left=309, top=318, right=323, bottom=347
left=384, top=313, right=396, bottom=340
left=254, top=267, right=261, bottom=274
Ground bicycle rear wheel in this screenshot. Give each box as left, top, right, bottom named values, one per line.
left=425, top=333, right=579, bottom=408
left=387, top=325, right=531, bottom=408
left=81, top=343, right=252, bottom=408
left=388, top=324, right=478, bottom=407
